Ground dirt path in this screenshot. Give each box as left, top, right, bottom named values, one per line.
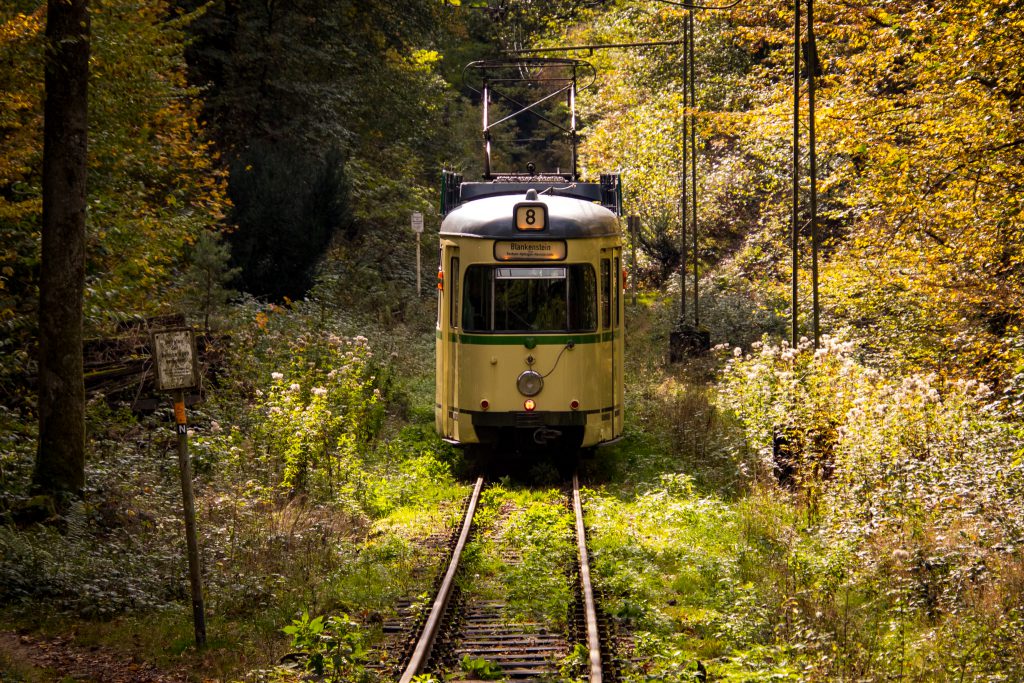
left=0, top=632, right=188, bottom=683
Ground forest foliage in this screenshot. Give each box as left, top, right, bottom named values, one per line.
left=562, top=0, right=1023, bottom=393
left=2, top=0, right=1024, bottom=681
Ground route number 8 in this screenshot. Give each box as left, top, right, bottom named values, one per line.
left=516, top=204, right=546, bottom=231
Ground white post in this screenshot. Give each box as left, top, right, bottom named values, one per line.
left=411, top=211, right=424, bottom=296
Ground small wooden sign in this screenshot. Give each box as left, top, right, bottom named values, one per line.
left=152, top=327, right=200, bottom=392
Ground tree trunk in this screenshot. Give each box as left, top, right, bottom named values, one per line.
left=33, top=0, right=90, bottom=500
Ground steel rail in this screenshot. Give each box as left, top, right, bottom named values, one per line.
left=573, top=474, right=603, bottom=683
left=398, top=476, right=485, bottom=683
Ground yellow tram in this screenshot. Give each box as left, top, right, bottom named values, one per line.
left=435, top=175, right=625, bottom=451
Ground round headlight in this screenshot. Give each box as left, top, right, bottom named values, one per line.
left=516, top=370, right=544, bottom=397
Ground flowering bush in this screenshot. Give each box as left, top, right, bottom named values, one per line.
left=717, top=334, right=1024, bottom=670
left=195, top=331, right=387, bottom=502
left=259, top=334, right=386, bottom=500
left=719, top=335, right=1024, bottom=548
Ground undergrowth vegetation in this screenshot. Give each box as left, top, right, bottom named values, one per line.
left=464, top=485, right=575, bottom=629
left=584, top=296, right=1024, bottom=682
left=0, top=296, right=466, bottom=680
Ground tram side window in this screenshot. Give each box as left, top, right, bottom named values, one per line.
left=568, top=265, right=597, bottom=332
left=601, top=259, right=611, bottom=329
left=614, top=256, right=621, bottom=327
left=463, top=264, right=596, bottom=332
left=449, top=257, right=460, bottom=328
left=463, top=265, right=492, bottom=331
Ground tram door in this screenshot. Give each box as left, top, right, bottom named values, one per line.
left=601, top=253, right=614, bottom=434
left=445, top=252, right=461, bottom=438
left=613, top=249, right=623, bottom=435
left=602, top=249, right=623, bottom=437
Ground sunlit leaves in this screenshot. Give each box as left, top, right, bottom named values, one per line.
left=0, top=0, right=229, bottom=339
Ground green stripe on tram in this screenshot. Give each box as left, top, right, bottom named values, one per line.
left=435, top=330, right=619, bottom=345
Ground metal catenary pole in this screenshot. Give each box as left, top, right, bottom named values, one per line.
left=808, top=0, right=820, bottom=348
left=689, top=9, right=699, bottom=328
left=791, top=0, right=801, bottom=348
left=680, top=17, right=689, bottom=323
left=629, top=215, right=639, bottom=306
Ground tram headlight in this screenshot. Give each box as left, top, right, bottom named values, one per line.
left=516, top=370, right=544, bottom=397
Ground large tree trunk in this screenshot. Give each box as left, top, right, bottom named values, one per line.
left=33, top=0, right=90, bottom=500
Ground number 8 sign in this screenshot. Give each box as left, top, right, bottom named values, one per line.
left=514, top=202, right=547, bottom=231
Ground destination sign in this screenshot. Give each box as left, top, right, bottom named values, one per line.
left=494, top=240, right=567, bottom=261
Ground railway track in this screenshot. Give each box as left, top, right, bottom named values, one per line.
left=396, top=474, right=608, bottom=682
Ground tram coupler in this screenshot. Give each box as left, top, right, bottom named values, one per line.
left=533, top=428, right=563, bottom=445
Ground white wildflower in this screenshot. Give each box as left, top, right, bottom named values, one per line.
left=210, top=421, right=222, bottom=434
left=733, top=347, right=742, bottom=357
left=311, top=387, right=327, bottom=397
left=271, top=372, right=284, bottom=381
left=289, top=383, right=300, bottom=392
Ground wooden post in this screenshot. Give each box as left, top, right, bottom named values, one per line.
left=152, top=328, right=206, bottom=648
left=173, top=390, right=206, bottom=648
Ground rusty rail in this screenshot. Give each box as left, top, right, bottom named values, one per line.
left=574, top=473, right=603, bottom=682
left=398, top=476, right=485, bottom=683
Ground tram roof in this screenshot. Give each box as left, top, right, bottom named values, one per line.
left=440, top=192, right=620, bottom=240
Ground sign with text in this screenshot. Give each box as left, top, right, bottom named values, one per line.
left=411, top=211, right=424, bottom=234
left=494, top=240, right=567, bottom=261
left=152, top=328, right=200, bottom=391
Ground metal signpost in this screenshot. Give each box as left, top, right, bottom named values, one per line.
left=151, top=327, right=206, bottom=649
left=411, top=211, right=425, bottom=296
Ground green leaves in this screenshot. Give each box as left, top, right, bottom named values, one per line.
left=283, top=611, right=368, bottom=679
left=459, top=654, right=503, bottom=680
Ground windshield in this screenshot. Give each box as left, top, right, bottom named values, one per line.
left=463, top=264, right=597, bottom=332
